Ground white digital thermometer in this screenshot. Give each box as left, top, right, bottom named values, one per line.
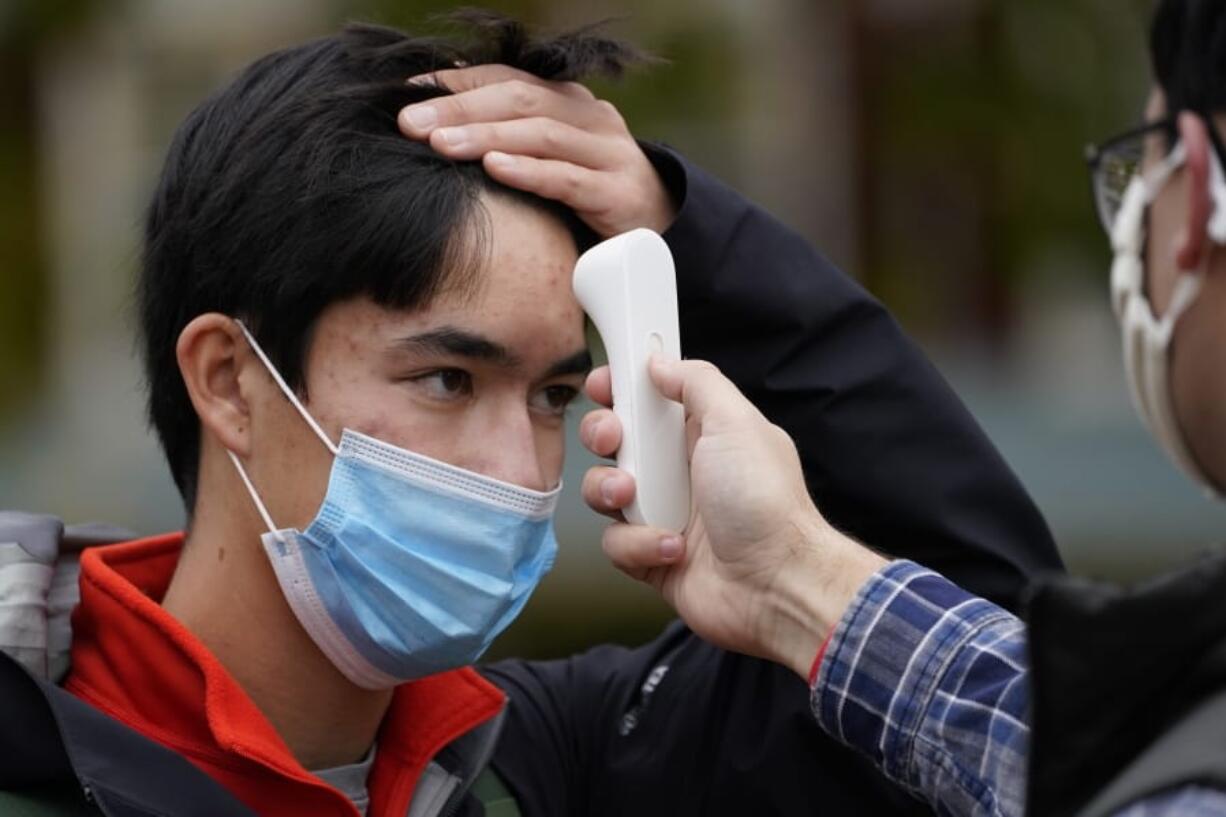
left=573, top=228, right=691, bottom=533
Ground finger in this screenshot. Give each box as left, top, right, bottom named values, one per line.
left=648, top=356, right=760, bottom=426
left=602, top=523, right=685, bottom=579
left=482, top=153, right=607, bottom=213
left=408, top=64, right=549, bottom=94
left=582, top=465, right=634, bottom=520
left=398, top=79, right=609, bottom=138
left=411, top=65, right=596, bottom=100
left=584, top=366, right=612, bottom=408
left=579, top=407, right=622, bottom=458
left=427, top=118, right=617, bottom=169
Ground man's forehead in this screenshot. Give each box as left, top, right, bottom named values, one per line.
left=321, top=296, right=590, bottom=375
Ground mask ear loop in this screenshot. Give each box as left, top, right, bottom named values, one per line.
left=225, top=320, right=340, bottom=543
left=233, top=321, right=339, bottom=457
left=227, top=449, right=282, bottom=540
left=1118, top=139, right=1221, bottom=497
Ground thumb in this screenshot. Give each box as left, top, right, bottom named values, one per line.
left=648, top=356, right=760, bottom=426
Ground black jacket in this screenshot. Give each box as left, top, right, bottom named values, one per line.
left=0, top=147, right=1061, bottom=816
left=1025, top=549, right=1226, bottom=817
left=479, top=147, right=1062, bottom=817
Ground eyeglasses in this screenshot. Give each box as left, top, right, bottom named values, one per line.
left=1084, top=117, right=1177, bottom=238
left=1085, top=112, right=1226, bottom=238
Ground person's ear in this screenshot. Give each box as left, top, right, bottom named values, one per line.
left=1175, top=111, right=1214, bottom=271
left=176, top=314, right=253, bottom=457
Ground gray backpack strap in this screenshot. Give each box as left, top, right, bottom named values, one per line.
left=1079, top=688, right=1226, bottom=817
left=470, top=767, right=521, bottom=817
left=0, top=513, right=65, bottom=680
left=0, top=512, right=134, bottom=682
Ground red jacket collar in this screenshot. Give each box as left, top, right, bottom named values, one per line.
left=64, top=533, right=505, bottom=817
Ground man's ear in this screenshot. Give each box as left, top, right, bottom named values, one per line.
left=177, top=313, right=253, bottom=457
left=1175, top=111, right=1214, bottom=271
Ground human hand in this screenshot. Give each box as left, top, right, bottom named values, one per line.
left=579, top=358, right=888, bottom=679
left=397, top=65, right=676, bottom=237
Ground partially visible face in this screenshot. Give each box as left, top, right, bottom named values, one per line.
left=1142, top=88, right=1226, bottom=487
left=247, top=192, right=589, bottom=531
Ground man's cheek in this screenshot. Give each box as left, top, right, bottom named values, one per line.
left=541, top=426, right=568, bottom=485
left=351, top=410, right=422, bottom=449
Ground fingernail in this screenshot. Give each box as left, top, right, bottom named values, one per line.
left=581, top=418, right=598, bottom=447
left=660, top=536, right=682, bottom=560
left=600, top=478, right=617, bottom=506
left=438, top=126, right=467, bottom=147
left=486, top=151, right=516, bottom=169
left=406, top=74, right=437, bottom=88
left=401, top=105, right=437, bottom=130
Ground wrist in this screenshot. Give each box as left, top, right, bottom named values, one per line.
left=634, top=179, right=677, bottom=235
left=634, top=148, right=679, bottom=235
left=761, top=517, right=887, bottom=681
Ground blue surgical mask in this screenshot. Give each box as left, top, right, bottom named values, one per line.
left=226, top=322, right=560, bottom=689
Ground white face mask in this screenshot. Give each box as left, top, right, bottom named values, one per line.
left=1111, top=139, right=1226, bottom=497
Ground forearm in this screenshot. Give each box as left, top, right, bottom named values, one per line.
left=643, top=144, right=1061, bottom=611
left=772, top=551, right=1226, bottom=817
left=807, top=559, right=1032, bottom=817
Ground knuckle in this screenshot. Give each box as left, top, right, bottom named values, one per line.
left=562, top=165, right=586, bottom=198
left=508, top=80, right=538, bottom=115
left=767, top=423, right=793, bottom=447
left=594, top=99, right=624, bottom=127
left=443, top=94, right=468, bottom=122
left=563, top=80, right=595, bottom=99
left=542, top=122, right=568, bottom=152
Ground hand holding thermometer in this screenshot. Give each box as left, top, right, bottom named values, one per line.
left=573, top=228, right=692, bottom=532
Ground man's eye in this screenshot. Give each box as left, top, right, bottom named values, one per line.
left=411, top=369, right=473, bottom=401
left=531, top=384, right=580, bottom=416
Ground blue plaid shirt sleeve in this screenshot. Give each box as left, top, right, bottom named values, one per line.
left=1115, top=787, right=1226, bottom=816
left=809, top=560, right=1030, bottom=817
left=807, top=560, right=1226, bottom=817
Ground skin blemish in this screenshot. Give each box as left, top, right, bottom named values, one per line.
left=360, top=414, right=398, bottom=443
left=218, top=546, right=226, bottom=562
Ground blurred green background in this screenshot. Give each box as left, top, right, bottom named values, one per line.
left=3, top=0, right=1224, bottom=662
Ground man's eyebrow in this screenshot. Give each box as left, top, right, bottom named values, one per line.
left=544, top=349, right=594, bottom=379
left=392, top=327, right=521, bottom=368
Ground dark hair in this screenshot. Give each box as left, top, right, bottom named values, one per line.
left=139, top=13, right=645, bottom=508
left=1151, top=0, right=1226, bottom=115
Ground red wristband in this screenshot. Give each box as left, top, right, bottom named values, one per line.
left=808, top=631, right=835, bottom=687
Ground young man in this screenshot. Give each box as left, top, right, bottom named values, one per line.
left=618, top=1, right=1226, bottom=815
left=0, top=14, right=1059, bottom=817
